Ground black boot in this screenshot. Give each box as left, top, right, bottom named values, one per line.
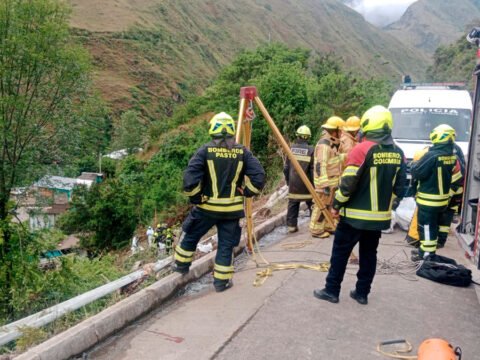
left=171, top=263, right=189, bottom=275
left=313, top=288, right=339, bottom=303
left=214, top=280, right=234, bottom=292
left=350, top=290, right=368, bottom=305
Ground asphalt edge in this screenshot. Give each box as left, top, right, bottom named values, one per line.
left=14, top=210, right=288, bottom=360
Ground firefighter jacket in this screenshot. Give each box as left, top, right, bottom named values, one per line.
left=314, top=133, right=341, bottom=190
left=183, top=138, right=266, bottom=219
left=449, top=143, right=465, bottom=212
left=411, top=143, right=461, bottom=209
left=339, top=132, right=357, bottom=157
left=333, top=133, right=407, bottom=231
left=283, top=139, right=314, bottom=201
left=339, top=131, right=358, bottom=171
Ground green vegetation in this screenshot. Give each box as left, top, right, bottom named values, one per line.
left=426, top=36, right=477, bottom=86
left=60, top=43, right=393, bottom=251
left=0, top=0, right=109, bottom=321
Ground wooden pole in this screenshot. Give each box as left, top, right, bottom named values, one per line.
left=253, top=95, right=335, bottom=228
left=236, top=95, right=254, bottom=251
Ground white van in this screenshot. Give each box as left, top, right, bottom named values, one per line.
left=388, top=83, right=472, bottom=165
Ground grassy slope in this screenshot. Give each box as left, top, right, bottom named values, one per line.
left=386, top=0, right=480, bottom=55
left=69, top=0, right=428, bottom=121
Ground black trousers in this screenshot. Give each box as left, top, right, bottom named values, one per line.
left=176, top=207, right=241, bottom=285
left=438, top=208, right=455, bottom=247
left=286, top=199, right=313, bottom=227
left=325, top=219, right=381, bottom=297
left=417, top=205, right=444, bottom=256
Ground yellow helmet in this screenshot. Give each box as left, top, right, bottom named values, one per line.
left=322, top=116, right=344, bottom=130
left=413, top=147, right=429, bottom=161
left=209, top=112, right=236, bottom=137
left=430, top=124, right=456, bottom=144
left=360, top=105, right=393, bottom=133
left=344, top=116, right=361, bottom=132
left=296, top=125, right=311, bottom=139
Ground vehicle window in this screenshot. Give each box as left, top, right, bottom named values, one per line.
left=391, top=108, right=471, bottom=141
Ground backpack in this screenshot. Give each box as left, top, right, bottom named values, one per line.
left=416, top=254, right=472, bottom=287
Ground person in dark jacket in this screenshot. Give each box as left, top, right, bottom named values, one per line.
left=313, top=105, right=407, bottom=305
left=410, top=124, right=462, bottom=261
left=172, top=112, right=266, bottom=292
left=284, top=125, right=314, bottom=233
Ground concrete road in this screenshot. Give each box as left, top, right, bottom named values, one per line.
left=89, top=222, right=480, bottom=360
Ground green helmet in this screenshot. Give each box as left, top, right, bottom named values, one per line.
left=430, top=124, right=456, bottom=144
left=209, top=112, right=236, bottom=137
left=296, top=125, right=311, bottom=139
left=360, top=105, right=393, bottom=134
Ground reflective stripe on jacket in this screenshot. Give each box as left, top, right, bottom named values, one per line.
left=314, top=134, right=341, bottom=190
left=333, top=137, right=407, bottom=231
left=411, top=143, right=458, bottom=208
left=284, top=139, right=314, bottom=201
left=183, top=138, right=265, bottom=219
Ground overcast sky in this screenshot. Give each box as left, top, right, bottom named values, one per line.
left=346, top=0, right=418, bottom=27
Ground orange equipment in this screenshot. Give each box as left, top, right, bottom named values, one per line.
left=377, top=339, right=461, bottom=360
left=418, top=339, right=461, bottom=360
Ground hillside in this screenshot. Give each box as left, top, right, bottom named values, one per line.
left=426, top=34, right=477, bottom=87
left=386, top=0, right=480, bottom=55
left=69, top=0, right=428, bottom=122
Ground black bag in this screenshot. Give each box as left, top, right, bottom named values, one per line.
left=416, top=254, right=472, bottom=287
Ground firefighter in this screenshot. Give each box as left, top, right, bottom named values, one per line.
left=284, top=125, right=314, bottom=233
left=407, top=141, right=464, bottom=249
left=309, top=116, right=343, bottom=238
left=339, top=116, right=360, bottom=165
left=313, top=105, right=407, bottom=305
left=410, top=125, right=463, bottom=260
left=172, top=112, right=265, bottom=292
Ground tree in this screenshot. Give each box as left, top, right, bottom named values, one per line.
left=114, top=110, right=144, bottom=154
left=0, top=0, right=92, bottom=320
left=58, top=180, right=143, bottom=250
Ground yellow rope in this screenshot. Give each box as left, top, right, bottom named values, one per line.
left=376, top=340, right=417, bottom=360
left=248, top=224, right=329, bottom=287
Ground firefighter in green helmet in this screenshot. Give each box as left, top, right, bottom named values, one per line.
left=284, top=125, right=314, bottom=233
left=172, top=112, right=265, bottom=292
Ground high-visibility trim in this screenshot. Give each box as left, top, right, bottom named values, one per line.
left=439, top=226, right=450, bottom=233
left=230, top=161, right=243, bottom=198
left=320, top=146, right=328, bottom=176
left=214, top=271, right=234, bottom=280
left=455, top=186, right=464, bottom=195
left=342, top=166, right=359, bottom=177
left=245, top=178, right=261, bottom=194
left=326, top=178, right=339, bottom=186
left=207, top=160, right=219, bottom=198
left=341, top=208, right=391, bottom=221
left=198, top=203, right=245, bottom=212
left=206, top=196, right=243, bottom=205
left=294, top=154, right=312, bottom=163
left=450, top=205, right=459, bottom=212
left=175, top=246, right=195, bottom=257
left=184, top=183, right=202, bottom=197
left=175, top=253, right=193, bottom=263
left=417, top=192, right=450, bottom=200
left=438, top=167, right=444, bottom=195
left=315, top=175, right=329, bottom=184
left=335, top=189, right=349, bottom=203
left=288, top=193, right=313, bottom=200
left=214, top=264, right=234, bottom=273
left=327, top=157, right=341, bottom=164
left=452, top=171, right=462, bottom=183
left=422, top=240, right=437, bottom=246
left=370, top=167, right=378, bottom=212
left=416, top=198, right=449, bottom=207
